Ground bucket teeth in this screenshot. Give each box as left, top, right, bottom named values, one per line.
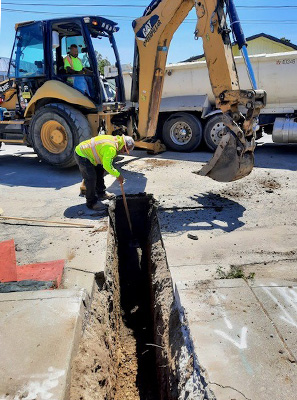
left=195, top=133, right=254, bottom=182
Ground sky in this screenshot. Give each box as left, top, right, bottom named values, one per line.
left=0, top=0, right=297, bottom=66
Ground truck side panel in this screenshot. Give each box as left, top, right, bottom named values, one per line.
left=123, top=51, right=297, bottom=113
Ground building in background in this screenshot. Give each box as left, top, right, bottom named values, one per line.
left=183, top=33, right=297, bottom=62
left=0, top=57, right=10, bottom=81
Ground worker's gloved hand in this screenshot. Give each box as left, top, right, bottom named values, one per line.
left=117, top=175, right=124, bottom=184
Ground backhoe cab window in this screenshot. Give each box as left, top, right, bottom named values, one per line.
left=61, top=36, right=91, bottom=69
left=9, top=22, right=45, bottom=78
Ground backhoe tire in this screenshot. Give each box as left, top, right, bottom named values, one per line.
left=203, top=114, right=225, bottom=152
left=162, top=112, right=202, bottom=152
left=30, top=103, right=92, bottom=168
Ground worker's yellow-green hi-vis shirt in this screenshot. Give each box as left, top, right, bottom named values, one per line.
left=64, top=55, right=83, bottom=72
left=75, top=135, right=125, bottom=177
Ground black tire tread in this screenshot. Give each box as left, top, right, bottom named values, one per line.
left=203, top=114, right=225, bottom=152
left=162, top=112, right=202, bottom=152
left=30, top=103, right=91, bottom=168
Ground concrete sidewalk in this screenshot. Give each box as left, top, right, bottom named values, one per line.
left=0, top=289, right=86, bottom=400
left=176, top=279, right=297, bottom=399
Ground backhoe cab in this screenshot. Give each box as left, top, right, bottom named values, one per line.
left=0, top=0, right=266, bottom=182
left=0, top=16, right=126, bottom=167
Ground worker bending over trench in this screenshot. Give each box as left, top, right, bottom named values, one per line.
left=74, top=135, right=135, bottom=210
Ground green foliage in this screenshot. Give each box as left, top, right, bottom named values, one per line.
left=216, top=265, right=255, bottom=280
left=280, top=37, right=291, bottom=43
left=95, top=50, right=111, bottom=75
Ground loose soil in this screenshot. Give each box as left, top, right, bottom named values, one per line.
left=127, top=159, right=177, bottom=172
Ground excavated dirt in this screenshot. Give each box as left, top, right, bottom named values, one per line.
left=69, top=287, right=118, bottom=400
left=218, top=175, right=282, bottom=199
left=126, top=159, right=177, bottom=172
left=69, top=194, right=214, bottom=400
left=258, top=177, right=281, bottom=190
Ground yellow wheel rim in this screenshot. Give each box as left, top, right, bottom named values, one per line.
left=40, top=120, right=68, bottom=154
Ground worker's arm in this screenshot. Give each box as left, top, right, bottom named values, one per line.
left=65, top=66, right=80, bottom=74
left=101, top=147, right=121, bottom=177
left=82, top=67, right=93, bottom=76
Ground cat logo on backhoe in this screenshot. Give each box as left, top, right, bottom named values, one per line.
left=136, top=15, right=161, bottom=46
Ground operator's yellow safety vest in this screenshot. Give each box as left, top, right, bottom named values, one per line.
left=64, top=55, right=83, bottom=72
left=75, top=135, right=125, bottom=177
left=64, top=55, right=84, bottom=85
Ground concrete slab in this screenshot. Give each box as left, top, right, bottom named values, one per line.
left=160, top=224, right=297, bottom=269
left=251, top=280, right=297, bottom=361
left=170, top=264, right=222, bottom=286
left=0, top=289, right=86, bottom=400
left=62, top=267, right=95, bottom=300
left=242, top=260, right=297, bottom=281
left=175, top=279, right=297, bottom=400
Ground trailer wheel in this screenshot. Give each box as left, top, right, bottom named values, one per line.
left=203, top=114, right=226, bottom=152
left=30, top=103, right=91, bottom=168
left=162, top=113, right=202, bottom=152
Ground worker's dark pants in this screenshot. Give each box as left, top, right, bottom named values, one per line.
left=74, top=153, right=106, bottom=208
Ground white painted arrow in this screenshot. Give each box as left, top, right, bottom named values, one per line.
left=212, top=293, right=248, bottom=350
left=214, top=326, right=248, bottom=350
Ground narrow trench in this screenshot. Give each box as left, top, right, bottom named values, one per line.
left=113, top=195, right=159, bottom=399
left=70, top=194, right=214, bottom=400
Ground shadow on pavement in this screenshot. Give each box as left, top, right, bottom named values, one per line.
left=63, top=203, right=108, bottom=220
left=107, top=156, right=148, bottom=195
left=0, top=152, right=81, bottom=189
left=255, top=143, right=297, bottom=171
left=159, top=193, right=245, bottom=235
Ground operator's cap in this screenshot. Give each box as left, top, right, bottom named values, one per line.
left=123, top=136, right=135, bottom=154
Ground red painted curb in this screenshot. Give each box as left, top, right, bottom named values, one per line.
left=0, top=239, right=17, bottom=282
left=17, top=260, right=65, bottom=287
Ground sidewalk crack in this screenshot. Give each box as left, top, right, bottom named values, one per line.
left=209, top=381, right=251, bottom=400
left=244, top=280, right=297, bottom=363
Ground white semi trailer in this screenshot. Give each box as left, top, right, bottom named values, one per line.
left=109, top=50, right=297, bottom=151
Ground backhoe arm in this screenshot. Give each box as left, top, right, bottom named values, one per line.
left=132, top=0, right=266, bottom=181
left=132, top=0, right=194, bottom=143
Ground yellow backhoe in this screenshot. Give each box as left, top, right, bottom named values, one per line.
left=0, top=0, right=266, bottom=181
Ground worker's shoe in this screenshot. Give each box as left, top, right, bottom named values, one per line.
left=87, top=203, right=107, bottom=211
left=97, top=191, right=115, bottom=200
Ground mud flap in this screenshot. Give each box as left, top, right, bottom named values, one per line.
left=195, top=133, right=254, bottom=182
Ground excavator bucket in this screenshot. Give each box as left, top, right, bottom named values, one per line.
left=195, top=133, right=254, bottom=182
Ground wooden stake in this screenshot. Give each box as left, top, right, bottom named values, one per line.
left=0, top=215, right=95, bottom=228
left=120, top=182, right=133, bottom=233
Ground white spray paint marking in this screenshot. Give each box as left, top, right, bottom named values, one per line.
left=212, top=292, right=248, bottom=349
left=262, top=284, right=297, bottom=329
left=213, top=293, right=233, bottom=329
left=275, top=285, right=297, bottom=313
left=14, top=367, right=65, bottom=400
left=288, top=288, right=297, bottom=302
left=215, top=326, right=248, bottom=350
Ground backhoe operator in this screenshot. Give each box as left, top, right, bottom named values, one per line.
left=74, top=135, right=135, bottom=211
left=64, top=44, right=90, bottom=94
